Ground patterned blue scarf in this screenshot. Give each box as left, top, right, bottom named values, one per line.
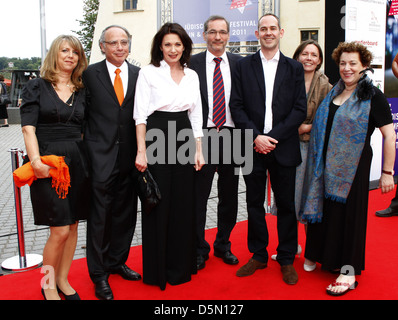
left=300, top=77, right=372, bottom=223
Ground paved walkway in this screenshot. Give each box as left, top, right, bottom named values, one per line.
left=0, top=124, right=249, bottom=275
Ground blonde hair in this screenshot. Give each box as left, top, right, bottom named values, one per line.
left=40, top=35, right=88, bottom=90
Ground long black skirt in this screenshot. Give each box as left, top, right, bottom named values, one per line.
left=142, top=111, right=197, bottom=290
left=304, top=141, right=372, bottom=275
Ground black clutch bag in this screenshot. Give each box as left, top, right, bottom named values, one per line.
left=132, top=168, right=161, bottom=212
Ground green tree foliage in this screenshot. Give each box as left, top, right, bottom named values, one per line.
left=74, top=0, right=99, bottom=61
left=0, top=57, right=41, bottom=70
left=0, top=57, right=41, bottom=79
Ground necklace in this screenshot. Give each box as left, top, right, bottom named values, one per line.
left=52, top=82, right=75, bottom=107
left=68, top=90, right=75, bottom=107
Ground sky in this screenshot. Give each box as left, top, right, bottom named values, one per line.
left=0, top=0, right=84, bottom=59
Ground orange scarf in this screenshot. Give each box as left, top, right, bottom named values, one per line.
left=13, top=155, right=71, bottom=199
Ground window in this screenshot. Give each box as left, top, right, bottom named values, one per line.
left=124, top=0, right=138, bottom=10
left=300, top=30, right=318, bottom=42
left=244, top=41, right=259, bottom=53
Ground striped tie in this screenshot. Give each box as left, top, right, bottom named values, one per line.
left=213, top=57, right=226, bottom=128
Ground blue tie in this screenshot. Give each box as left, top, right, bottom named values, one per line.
left=213, top=57, right=226, bottom=128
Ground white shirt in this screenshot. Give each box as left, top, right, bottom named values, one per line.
left=106, top=60, right=128, bottom=98
left=205, top=51, right=234, bottom=128
left=133, top=60, right=203, bottom=138
left=259, top=50, right=280, bottom=134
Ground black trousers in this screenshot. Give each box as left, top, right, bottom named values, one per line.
left=142, top=111, right=197, bottom=290
left=86, top=158, right=138, bottom=283
left=195, top=127, right=239, bottom=256
left=244, top=151, right=297, bottom=265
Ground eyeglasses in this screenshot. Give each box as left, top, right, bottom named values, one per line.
left=206, top=30, right=229, bottom=36
left=103, top=40, right=129, bottom=47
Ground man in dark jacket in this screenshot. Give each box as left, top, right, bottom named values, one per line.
left=83, top=25, right=141, bottom=300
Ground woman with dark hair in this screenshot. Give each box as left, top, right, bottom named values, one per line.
left=301, top=42, right=395, bottom=296
left=134, top=22, right=204, bottom=290
left=20, top=35, right=89, bottom=300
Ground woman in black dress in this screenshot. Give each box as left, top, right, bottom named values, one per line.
left=301, top=42, right=396, bottom=296
left=20, top=35, right=88, bottom=300
left=134, top=23, right=204, bottom=290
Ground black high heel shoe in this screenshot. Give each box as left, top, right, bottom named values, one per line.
left=57, top=286, right=81, bottom=300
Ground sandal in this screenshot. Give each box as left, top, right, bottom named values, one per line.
left=326, top=280, right=358, bottom=296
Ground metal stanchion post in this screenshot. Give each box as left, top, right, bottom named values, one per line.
left=1, top=148, right=43, bottom=272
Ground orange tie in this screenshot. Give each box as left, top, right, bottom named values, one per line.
left=114, top=68, right=124, bottom=106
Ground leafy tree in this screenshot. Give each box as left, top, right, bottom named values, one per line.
left=74, top=0, right=99, bottom=61
left=0, top=57, right=41, bottom=79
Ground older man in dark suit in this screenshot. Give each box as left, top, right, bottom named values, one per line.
left=190, top=16, right=242, bottom=271
left=83, top=25, right=141, bottom=300
left=230, top=14, right=307, bottom=285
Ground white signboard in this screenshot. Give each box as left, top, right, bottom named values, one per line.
left=345, top=0, right=387, bottom=182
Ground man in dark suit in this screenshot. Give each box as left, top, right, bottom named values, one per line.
left=230, top=14, right=307, bottom=285
left=83, top=25, right=141, bottom=300
left=190, top=16, right=242, bottom=270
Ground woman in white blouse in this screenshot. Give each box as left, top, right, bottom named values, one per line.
left=134, top=22, right=205, bottom=290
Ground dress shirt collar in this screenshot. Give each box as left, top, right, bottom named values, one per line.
left=259, top=49, right=280, bottom=63
left=105, top=60, right=128, bottom=76
left=206, top=50, right=228, bottom=65
left=160, top=60, right=169, bottom=69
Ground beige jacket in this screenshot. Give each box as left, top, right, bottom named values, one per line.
left=300, top=71, right=332, bottom=142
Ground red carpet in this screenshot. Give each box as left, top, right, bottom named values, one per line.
left=0, top=188, right=398, bottom=301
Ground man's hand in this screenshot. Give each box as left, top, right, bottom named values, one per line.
left=253, top=135, right=278, bottom=154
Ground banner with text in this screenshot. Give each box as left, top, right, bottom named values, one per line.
left=345, top=0, right=396, bottom=180
left=173, top=0, right=259, bottom=43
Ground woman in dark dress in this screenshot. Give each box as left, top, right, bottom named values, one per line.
left=300, top=42, right=396, bottom=296
left=20, top=35, right=88, bottom=300
left=134, top=23, right=204, bottom=290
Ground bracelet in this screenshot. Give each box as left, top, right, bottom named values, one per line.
left=382, top=169, right=394, bottom=175
left=30, top=156, right=41, bottom=166
left=195, top=137, right=201, bottom=142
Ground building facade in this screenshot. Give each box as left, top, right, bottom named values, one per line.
left=90, top=0, right=326, bottom=67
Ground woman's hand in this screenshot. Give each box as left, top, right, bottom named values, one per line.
left=135, top=123, right=148, bottom=172
left=298, top=123, right=312, bottom=135
left=379, top=123, right=396, bottom=194
left=194, top=137, right=205, bottom=171
left=379, top=173, right=395, bottom=194
left=135, top=150, right=147, bottom=172
left=31, top=158, right=52, bottom=179
left=22, top=126, right=52, bottom=179
left=194, top=150, right=205, bottom=171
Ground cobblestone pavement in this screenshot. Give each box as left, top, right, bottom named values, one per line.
left=0, top=124, right=249, bottom=275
